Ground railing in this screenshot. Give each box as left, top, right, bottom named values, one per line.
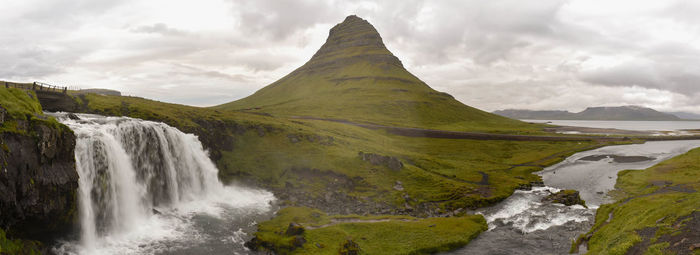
left=3, top=81, right=68, bottom=94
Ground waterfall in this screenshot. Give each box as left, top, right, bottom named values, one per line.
left=53, top=113, right=274, bottom=254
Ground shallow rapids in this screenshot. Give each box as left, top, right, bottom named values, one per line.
left=447, top=140, right=700, bottom=255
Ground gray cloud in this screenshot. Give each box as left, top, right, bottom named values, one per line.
left=0, top=0, right=698, bottom=113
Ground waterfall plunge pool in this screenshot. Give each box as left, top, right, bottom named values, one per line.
left=49, top=113, right=276, bottom=255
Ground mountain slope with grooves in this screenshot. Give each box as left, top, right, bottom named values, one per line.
left=216, top=15, right=529, bottom=132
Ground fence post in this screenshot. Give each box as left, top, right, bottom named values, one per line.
left=4, top=81, right=7, bottom=88
left=32, top=82, right=36, bottom=90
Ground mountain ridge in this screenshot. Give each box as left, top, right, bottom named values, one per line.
left=494, top=105, right=682, bottom=121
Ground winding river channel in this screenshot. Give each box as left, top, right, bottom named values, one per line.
left=446, top=140, right=700, bottom=255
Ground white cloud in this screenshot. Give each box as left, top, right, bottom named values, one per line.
left=0, top=0, right=697, bottom=113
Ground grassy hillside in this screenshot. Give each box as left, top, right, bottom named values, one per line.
left=216, top=16, right=532, bottom=133
left=580, top=148, right=700, bottom=254
left=74, top=93, right=601, bottom=213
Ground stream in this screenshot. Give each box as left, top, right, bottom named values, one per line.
left=446, top=140, right=700, bottom=255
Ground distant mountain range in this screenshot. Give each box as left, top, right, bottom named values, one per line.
left=494, top=106, right=698, bottom=121
left=666, top=111, right=700, bottom=120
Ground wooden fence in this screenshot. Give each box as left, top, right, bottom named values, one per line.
left=3, top=81, right=68, bottom=94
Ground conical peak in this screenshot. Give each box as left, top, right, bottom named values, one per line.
left=327, top=15, right=381, bottom=44
left=305, top=15, right=402, bottom=69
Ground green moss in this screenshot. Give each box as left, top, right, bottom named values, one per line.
left=0, top=87, right=66, bottom=136
left=585, top=148, right=700, bottom=254
left=0, top=228, right=41, bottom=255
left=251, top=207, right=487, bottom=254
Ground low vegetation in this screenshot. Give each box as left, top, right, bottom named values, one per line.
left=580, top=148, right=700, bottom=255
left=0, top=229, right=41, bottom=255
left=247, top=206, right=487, bottom=254
left=66, top=92, right=612, bottom=253
left=0, top=87, right=66, bottom=135
left=73, top=93, right=603, bottom=214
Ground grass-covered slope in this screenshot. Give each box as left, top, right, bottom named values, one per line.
left=50, top=84, right=612, bottom=254
left=581, top=148, right=700, bottom=255
left=0, top=87, right=65, bottom=134
left=247, top=207, right=487, bottom=255
left=216, top=15, right=531, bottom=133
left=71, top=93, right=600, bottom=215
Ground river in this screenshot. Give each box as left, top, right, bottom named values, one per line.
left=49, top=113, right=700, bottom=254
left=50, top=113, right=276, bottom=255
left=445, top=140, right=700, bottom=255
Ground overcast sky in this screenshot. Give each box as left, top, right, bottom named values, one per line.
left=2, top=0, right=699, bottom=113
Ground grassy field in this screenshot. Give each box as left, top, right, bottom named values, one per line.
left=248, top=207, right=487, bottom=255
left=581, top=148, right=700, bottom=255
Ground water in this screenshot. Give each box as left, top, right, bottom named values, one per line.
left=50, top=113, right=275, bottom=255
left=522, top=119, right=700, bottom=132
left=446, top=140, right=700, bottom=255
left=540, top=140, right=700, bottom=207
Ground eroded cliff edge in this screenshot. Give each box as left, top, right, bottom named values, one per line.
left=0, top=88, right=79, bottom=252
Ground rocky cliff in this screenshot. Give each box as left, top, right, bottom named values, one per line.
left=0, top=88, right=79, bottom=247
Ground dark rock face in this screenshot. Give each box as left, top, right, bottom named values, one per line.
left=541, top=190, right=586, bottom=207
left=0, top=121, right=79, bottom=242
left=35, top=90, right=80, bottom=112
left=0, top=106, right=6, bottom=124
left=358, top=151, right=403, bottom=170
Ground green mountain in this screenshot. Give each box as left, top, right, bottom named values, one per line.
left=216, top=15, right=525, bottom=132
left=494, top=105, right=681, bottom=121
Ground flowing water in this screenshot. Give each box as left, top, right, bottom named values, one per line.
left=446, top=140, right=700, bottom=255
left=49, top=112, right=700, bottom=254
left=49, top=113, right=275, bottom=255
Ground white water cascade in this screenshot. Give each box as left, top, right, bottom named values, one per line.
left=52, top=113, right=275, bottom=255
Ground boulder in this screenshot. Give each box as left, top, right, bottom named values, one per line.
left=541, top=190, right=586, bottom=207
left=285, top=222, right=305, bottom=236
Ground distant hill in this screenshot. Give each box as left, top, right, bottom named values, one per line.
left=494, top=106, right=682, bottom=121
left=666, top=111, right=700, bottom=120
left=215, top=15, right=528, bottom=132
